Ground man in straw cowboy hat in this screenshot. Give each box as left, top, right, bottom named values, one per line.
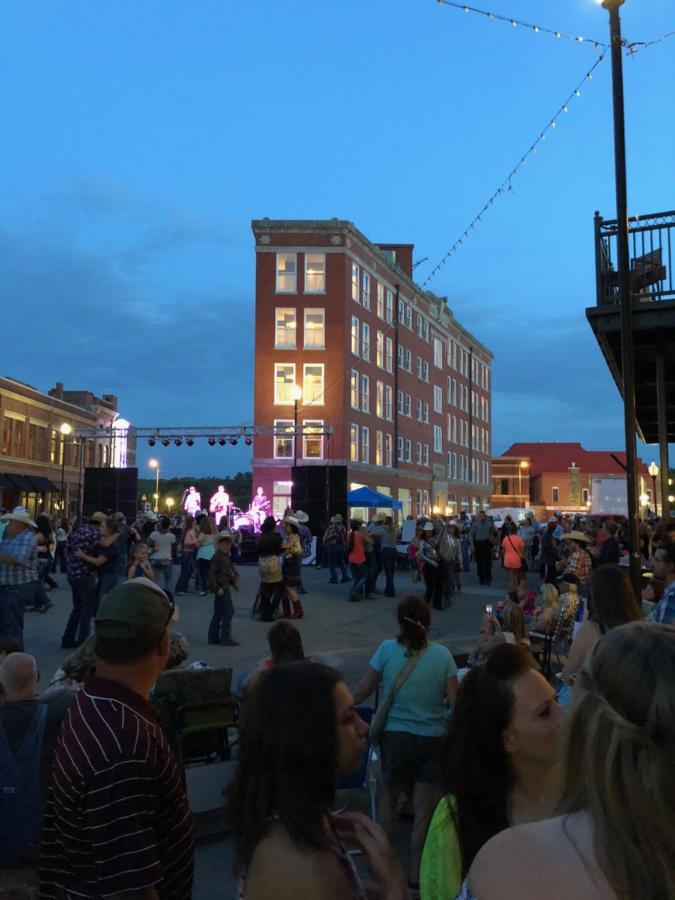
left=322, top=513, right=351, bottom=585
left=559, top=530, right=594, bottom=594
left=0, top=507, right=39, bottom=649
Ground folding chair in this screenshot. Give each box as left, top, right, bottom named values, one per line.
left=336, top=706, right=378, bottom=821
left=530, top=595, right=579, bottom=680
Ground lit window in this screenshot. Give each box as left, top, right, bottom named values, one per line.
left=434, top=425, right=443, bottom=454
left=361, top=374, right=370, bottom=412
left=304, top=253, right=325, bottom=293
left=384, top=434, right=393, bottom=468
left=351, top=316, right=360, bottom=356
left=376, top=331, right=384, bottom=369
left=376, top=381, right=384, bottom=418
left=275, top=308, right=296, bottom=348
left=352, top=262, right=360, bottom=302
left=272, top=481, right=293, bottom=520
left=350, top=370, right=360, bottom=410
left=360, top=426, right=369, bottom=463
left=274, top=363, right=296, bottom=404
left=362, top=272, right=371, bottom=309
left=434, top=385, right=443, bottom=413
left=552, top=486, right=559, bottom=503
left=303, top=420, right=323, bottom=459
left=350, top=425, right=359, bottom=461
left=274, top=420, right=294, bottom=458
left=276, top=253, right=297, bottom=293
left=362, top=322, right=371, bottom=361
left=303, top=364, right=324, bottom=405
left=377, top=283, right=384, bottom=319
left=385, top=337, right=393, bottom=373
left=375, top=431, right=383, bottom=466
left=304, top=308, right=325, bottom=349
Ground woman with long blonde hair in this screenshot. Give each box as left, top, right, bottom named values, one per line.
left=458, top=621, right=675, bottom=899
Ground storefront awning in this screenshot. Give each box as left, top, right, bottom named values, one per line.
left=26, top=475, right=59, bottom=493
left=2, top=473, right=38, bottom=491
left=0, top=473, right=13, bottom=489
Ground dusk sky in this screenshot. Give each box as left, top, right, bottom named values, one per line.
left=2, top=0, right=673, bottom=479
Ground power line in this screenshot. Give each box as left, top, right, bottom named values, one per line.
left=436, top=0, right=608, bottom=50
left=421, top=52, right=607, bottom=288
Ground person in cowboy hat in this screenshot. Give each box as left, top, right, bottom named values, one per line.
left=559, top=531, right=594, bottom=594
left=280, top=516, right=304, bottom=618
left=61, top=512, right=105, bottom=649
left=207, top=531, right=240, bottom=646
left=0, top=508, right=40, bottom=649
left=322, top=514, right=351, bottom=585
left=293, top=511, right=311, bottom=595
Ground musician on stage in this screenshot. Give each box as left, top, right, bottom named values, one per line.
left=250, top=486, right=271, bottom=531
left=182, top=485, right=202, bottom=517
left=210, top=485, right=231, bottom=527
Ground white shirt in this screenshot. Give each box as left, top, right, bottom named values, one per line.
left=149, top=530, right=176, bottom=561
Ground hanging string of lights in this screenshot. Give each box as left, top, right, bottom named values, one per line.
left=436, top=0, right=608, bottom=49
left=421, top=51, right=607, bottom=288
left=626, top=29, right=675, bottom=56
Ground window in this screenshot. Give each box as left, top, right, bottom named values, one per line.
left=275, top=308, right=296, bottom=349
left=385, top=337, right=393, bottom=373
left=423, top=320, right=429, bottom=342
left=376, top=331, right=385, bottom=368
left=350, top=425, right=359, bottom=461
left=405, top=439, right=412, bottom=462
left=423, top=444, right=429, bottom=466
left=350, top=370, right=360, bottom=409
left=416, top=356, right=422, bottom=379
left=405, top=306, right=412, bottom=329
left=376, top=381, right=384, bottom=418
left=385, top=289, right=393, bottom=324
left=398, top=298, right=405, bottom=322
left=405, top=394, right=411, bottom=417
left=434, top=385, right=443, bottom=413
left=276, top=253, right=297, bottom=293
left=303, top=364, right=324, bottom=405
left=422, top=361, right=429, bottom=383
left=385, top=434, right=393, bottom=468
left=362, top=322, right=370, bottom=361
left=362, top=272, right=371, bottom=309
left=449, top=452, right=457, bottom=480
left=272, top=481, right=292, bottom=520
left=352, top=262, right=360, bottom=302
left=304, top=253, right=325, bottom=292
left=360, top=426, right=369, bottom=463
left=397, top=390, right=404, bottom=415
left=304, top=308, right=325, bottom=348
left=273, top=420, right=294, bottom=458
left=433, top=338, right=443, bottom=369
left=552, top=486, right=560, bottom=503
left=415, top=399, right=422, bottom=421
left=384, top=385, right=393, bottom=421
left=397, top=436, right=404, bottom=461
left=405, top=349, right=412, bottom=372
left=416, top=441, right=422, bottom=464
left=274, top=363, right=296, bottom=404
left=433, top=425, right=442, bottom=454
left=582, top=487, right=589, bottom=504
left=375, top=431, right=383, bottom=466
left=303, top=420, right=323, bottom=459
left=377, top=282, right=384, bottom=318
left=361, top=374, right=370, bottom=412
left=423, top=402, right=429, bottom=424
left=351, top=316, right=360, bottom=356
left=416, top=314, right=423, bottom=337
left=397, top=345, right=404, bottom=368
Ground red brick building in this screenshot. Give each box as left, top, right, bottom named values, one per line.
left=251, top=219, right=493, bottom=522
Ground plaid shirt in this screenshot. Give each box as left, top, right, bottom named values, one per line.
left=648, top=580, right=675, bottom=625
left=565, top=549, right=592, bottom=585
left=66, top=525, right=101, bottom=580
left=0, top=529, right=39, bottom=585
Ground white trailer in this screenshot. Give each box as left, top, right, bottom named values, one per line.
left=591, top=476, right=628, bottom=516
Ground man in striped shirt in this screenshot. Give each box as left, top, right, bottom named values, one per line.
left=40, top=578, right=194, bottom=898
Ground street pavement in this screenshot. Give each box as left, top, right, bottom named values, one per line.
left=24, top=558, right=513, bottom=899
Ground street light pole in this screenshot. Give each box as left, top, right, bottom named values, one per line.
left=148, top=459, right=160, bottom=512
left=290, top=385, right=303, bottom=471
left=600, top=0, right=641, bottom=591
left=59, top=423, right=72, bottom=517
left=648, top=462, right=659, bottom=516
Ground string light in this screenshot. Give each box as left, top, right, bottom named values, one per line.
left=422, top=52, right=606, bottom=287
left=436, top=0, right=608, bottom=49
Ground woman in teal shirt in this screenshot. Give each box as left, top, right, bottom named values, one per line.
left=353, top=596, right=459, bottom=893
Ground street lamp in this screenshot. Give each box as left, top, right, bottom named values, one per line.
left=648, top=462, right=659, bottom=515
left=148, top=458, right=160, bottom=512
left=290, top=384, right=303, bottom=469
left=518, top=460, right=529, bottom=504
left=166, top=497, right=175, bottom=513
left=59, top=423, right=72, bottom=515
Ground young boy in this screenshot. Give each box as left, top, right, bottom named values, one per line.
left=207, top=531, right=240, bottom=646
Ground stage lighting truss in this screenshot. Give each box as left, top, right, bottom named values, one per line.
left=75, top=424, right=334, bottom=448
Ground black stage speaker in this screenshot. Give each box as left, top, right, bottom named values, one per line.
left=291, top=465, right=347, bottom=532
left=83, top=467, right=138, bottom=521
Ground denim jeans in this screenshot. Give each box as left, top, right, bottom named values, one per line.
left=326, top=545, right=349, bottom=582
left=365, top=553, right=378, bottom=594
left=349, top=562, right=366, bottom=600
left=0, top=583, right=34, bottom=649
left=98, top=571, right=121, bottom=605
left=63, top=573, right=98, bottom=645
left=174, top=550, right=195, bottom=593
left=381, top=547, right=397, bottom=597
left=152, top=559, right=174, bottom=592
left=208, top=587, right=234, bottom=642
left=197, top=558, right=211, bottom=593
left=441, top=560, right=454, bottom=607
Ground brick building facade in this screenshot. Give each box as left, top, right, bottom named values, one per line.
left=0, top=378, right=135, bottom=518
left=251, top=219, right=493, bottom=521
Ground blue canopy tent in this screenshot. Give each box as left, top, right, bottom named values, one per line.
left=346, top=486, right=402, bottom=509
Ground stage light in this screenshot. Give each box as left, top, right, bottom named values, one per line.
left=148, top=438, right=156, bottom=447
left=186, top=438, right=194, bottom=446
left=244, top=437, right=252, bottom=446
left=230, top=439, right=238, bottom=446
left=218, top=437, right=226, bottom=446
left=161, top=438, right=170, bottom=447
left=174, top=438, right=182, bottom=447
left=208, top=437, right=216, bottom=446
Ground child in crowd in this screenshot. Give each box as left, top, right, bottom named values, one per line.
left=529, top=583, right=560, bottom=633
left=207, top=531, right=240, bottom=646
left=127, top=543, right=155, bottom=581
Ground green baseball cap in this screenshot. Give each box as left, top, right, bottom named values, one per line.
left=95, top=578, right=177, bottom=639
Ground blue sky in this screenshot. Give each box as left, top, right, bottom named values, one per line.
left=1, top=0, right=673, bottom=478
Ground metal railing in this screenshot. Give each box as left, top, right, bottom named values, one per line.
left=594, top=209, right=675, bottom=306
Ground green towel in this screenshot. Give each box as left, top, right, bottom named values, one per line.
left=420, top=795, right=463, bottom=900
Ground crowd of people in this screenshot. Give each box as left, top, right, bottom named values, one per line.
left=0, top=500, right=673, bottom=898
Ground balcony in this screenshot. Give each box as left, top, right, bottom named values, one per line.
left=586, top=209, right=675, bottom=443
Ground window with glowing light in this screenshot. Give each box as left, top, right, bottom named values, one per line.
left=351, top=316, right=360, bottom=356
left=376, top=331, right=385, bottom=369
left=360, top=425, right=369, bottom=464
left=304, top=308, right=325, bottom=349
left=375, top=431, right=383, bottom=466
left=274, top=363, right=296, bottom=405
left=360, top=374, right=370, bottom=413
left=350, top=425, right=359, bottom=462
left=376, top=381, right=384, bottom=418
left=303, top=364, right=324, bottom=405
left=304, top=253, right=325, bottom=293
left=272, top=481, right=292, bottom=520
left=350, top=370, right=359, bottom=410
left=273, top=420, right=294, bottom=458
left=303, top=421, right=323, bottom=459
left=275, top=308, right=296, bottom=349
left=276, top=253, right=297, bottom=293
left=351, top=262, right=359, bottom=302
